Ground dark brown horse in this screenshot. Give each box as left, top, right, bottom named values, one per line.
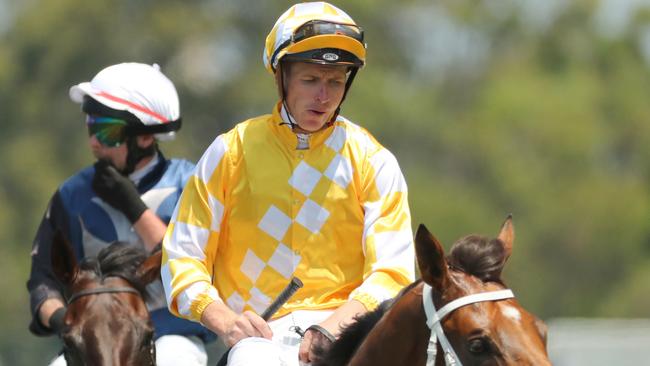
left=51, top=231, right=162, bottom=366
left=314, top=217, right=550, bottom=365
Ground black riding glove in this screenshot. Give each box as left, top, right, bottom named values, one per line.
left=92, top=160, right=148, bottom=223
left=48, top=307, right=66, bottom=334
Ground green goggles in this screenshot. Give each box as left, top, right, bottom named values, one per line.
left=86, top=115, right=129, bottom=147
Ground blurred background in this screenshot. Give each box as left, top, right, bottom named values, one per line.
left=1, top=0, right=649, bottom=364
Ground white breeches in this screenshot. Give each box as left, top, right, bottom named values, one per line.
left=48, top=334, right=207, bottom=366
left=227, top=310, right=333, bottom=366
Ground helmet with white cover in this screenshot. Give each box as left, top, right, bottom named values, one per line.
left=69, top=62, right=181, bottom=141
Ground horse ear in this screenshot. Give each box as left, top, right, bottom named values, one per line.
left=136, top=248, right=162, bottom=285
left=51, top=230, right=78, bottom=285
left=497, top=214, right=514, bottom=260
left=415, top=224, right=448, bottom=291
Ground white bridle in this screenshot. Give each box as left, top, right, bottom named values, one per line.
left=422, top=283, right=515, bottom=366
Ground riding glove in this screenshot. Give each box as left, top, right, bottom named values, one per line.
left=92, top=160, right=148, bottom=223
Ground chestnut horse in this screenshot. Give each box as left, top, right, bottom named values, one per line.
left=51, top=231, right=161, bottom=365
left=314, top=217, right=550, bottom=365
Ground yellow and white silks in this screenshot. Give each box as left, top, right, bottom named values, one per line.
left=162, top=104, right=414, bottom=322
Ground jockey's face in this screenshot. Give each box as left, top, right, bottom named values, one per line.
left=284, top=62, right=347, bottom=133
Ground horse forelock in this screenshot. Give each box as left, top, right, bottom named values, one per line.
left=78, top=242, right=148, bottom=296
left=447, top=235, right=507, bottom=283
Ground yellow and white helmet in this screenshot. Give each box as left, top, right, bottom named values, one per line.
left=263, top=2, right=366, bottom=74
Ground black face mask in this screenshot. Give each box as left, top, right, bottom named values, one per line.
left=121, top=135, right=158, bottom=176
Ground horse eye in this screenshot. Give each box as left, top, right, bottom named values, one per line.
left=467, top=338, right=490, bottom=355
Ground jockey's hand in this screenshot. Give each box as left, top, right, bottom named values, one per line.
left=224, top=310, right=273, bottom=347
left=92, top=159, right=147, bottom=223
left=298, top=323, right=336, bottom=364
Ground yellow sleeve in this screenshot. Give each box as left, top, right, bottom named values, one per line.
left=161, top=134, right=231, bottom=322
left=349, top=146, right=415, bottom=310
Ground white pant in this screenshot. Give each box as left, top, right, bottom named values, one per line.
left=48, top=334, right=207, bottom=366
left=227, top=310, right=333, bottom=366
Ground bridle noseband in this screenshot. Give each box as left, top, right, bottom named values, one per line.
left=421, top=283, right=515, bottom=366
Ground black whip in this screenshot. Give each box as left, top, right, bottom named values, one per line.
left=216, top=277, right=303, bottom=366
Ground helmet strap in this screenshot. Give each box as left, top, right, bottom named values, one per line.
left=275, top=63, right=286, bottom=101
left=276, top=63, right=298, bottom=129
left=326, top=67, right=358, bottom=127
left=342, top=67, right=358, bottom=104
left=280, top=100, right=299, bottom=129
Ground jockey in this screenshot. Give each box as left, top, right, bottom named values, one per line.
left=162, top=2, right=415, bottom=365
left=27, top=62, right=215, bottom=366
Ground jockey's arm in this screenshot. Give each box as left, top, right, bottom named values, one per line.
left=91, top=160, right=166, bottom=252
left=132, top=209, right=167, bottom=252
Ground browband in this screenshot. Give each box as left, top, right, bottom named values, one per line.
left=67, top=287, right=141, bottom=304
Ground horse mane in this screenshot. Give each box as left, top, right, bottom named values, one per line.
left=78, top=241, right=149, bottom=296
left=447, top=234, right=507, bottom=283
left=312, top=280, right=422, bottom=366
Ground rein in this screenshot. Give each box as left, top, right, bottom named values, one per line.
left=421, top=283, right=515, bottom=366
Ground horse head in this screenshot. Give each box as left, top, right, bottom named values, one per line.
left=415, top=216, right=549, bottom=365
left=318, top=216, right=550, bottom=366
left=51, top=231, right=161, bottom=366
